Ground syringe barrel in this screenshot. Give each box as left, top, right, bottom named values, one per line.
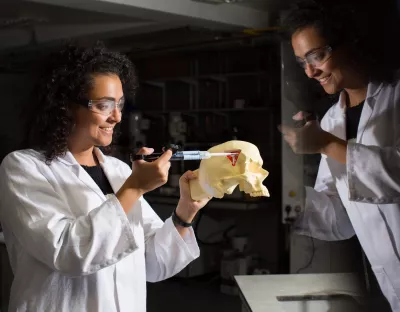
left=170, top=151, right=202, bottom=161
left=182, top=153, right=202, bottom=160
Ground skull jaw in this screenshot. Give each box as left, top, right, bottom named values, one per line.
left=239, top=182, right=270, bottom=197
left=189, top=180, right=240, bottom=200
left=238, top=174, right=270, bottom=197
left=190, top=174, right=270, bottom=201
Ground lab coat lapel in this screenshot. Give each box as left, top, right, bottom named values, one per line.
left=57, top=151, right=106, bottom=200
left=357, top=82, right=382, bottom=143
left=94, top=148, right=125, bottom=194
left=77, top=166, right=106, bottom=200
left=328, top=92, right=347, bottom=140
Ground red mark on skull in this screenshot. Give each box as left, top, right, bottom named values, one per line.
left=226, top=150, right=241, bottom=166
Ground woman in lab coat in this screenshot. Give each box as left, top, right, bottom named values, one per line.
left=280, top=1, right=400, bottom=311
left=0, top=43, right=210, bottom=312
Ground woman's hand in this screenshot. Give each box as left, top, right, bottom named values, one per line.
left=117, top=147, right=172, bottom=215
left=128, top=147, right=172, bottom=194
left=175, top=171, right=211, bottom=223
left=279, top=111, right=331, bottom=154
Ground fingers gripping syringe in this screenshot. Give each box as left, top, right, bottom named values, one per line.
left=131, top=150, right=239, bottom=162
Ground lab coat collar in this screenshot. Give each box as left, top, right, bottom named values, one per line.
left=326, top=81, right=383, bottom=120
left=56, top=147, right=109, bottom=200
left=94, top=148, right=108, bottom=165
left=357, top=81, right=383, bottom=142
left=326, top=92, right=347, bottom=120
left=56, top=147, right=108, bottom=166
left=56, top=151, right=78, bottom=166
left=366, top=81, right=383, bottom=101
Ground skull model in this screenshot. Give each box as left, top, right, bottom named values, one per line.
left=189, top=140, right=270, bottom=200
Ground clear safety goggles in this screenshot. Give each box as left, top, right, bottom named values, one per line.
left=296, top=45, right=333, bottom=69
left=76, top=97, right=125, bottom=116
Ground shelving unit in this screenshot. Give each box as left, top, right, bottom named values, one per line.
left=138, top=71, right=274, bottom=111
left=134, top=47, right=280, bottom=113
left=137, top=107, right=275, bottom=114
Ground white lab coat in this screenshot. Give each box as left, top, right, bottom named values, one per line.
left=0, top=148, right=200, bottom=312
left=293, top=79, right=400, bottom=311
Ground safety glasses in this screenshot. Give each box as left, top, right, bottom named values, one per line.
left=76, top=97, right=125, bottom=116
left=296, top=45, right=333, bottom=69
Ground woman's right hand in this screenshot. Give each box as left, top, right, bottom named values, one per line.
left=128, top=147, right=172, bottom=194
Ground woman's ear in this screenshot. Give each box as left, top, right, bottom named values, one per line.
left=67, top=103, right=79, bottom=119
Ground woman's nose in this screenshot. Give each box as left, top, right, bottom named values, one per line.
left=304, top=63, right=319, bottom=78
left=108, top=107, right=122, bottom=123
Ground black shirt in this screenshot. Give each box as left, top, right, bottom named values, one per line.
left=345, top=100, right=365, bottom=141
left=81, top=165, right=114, bottom=195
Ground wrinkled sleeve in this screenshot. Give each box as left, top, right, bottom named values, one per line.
left=293, top=155, right=355, bottom=241
left=0, top=152, right=137, bottom=277
left=139, top=198, right=200, bottom=282
left=347, top=143, right=400, bottom=203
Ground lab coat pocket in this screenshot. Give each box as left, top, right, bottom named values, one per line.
left=371, top=265, right=400, bottom=310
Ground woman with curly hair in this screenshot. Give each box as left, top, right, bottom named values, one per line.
left=279, top=0, right=400, bottom=310
left=0, top=43, right=209, bottom=312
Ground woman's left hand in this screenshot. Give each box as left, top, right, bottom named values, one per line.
left=175, top=170, right=211, bottom=223
left=279, top=111, right=331, bottom=154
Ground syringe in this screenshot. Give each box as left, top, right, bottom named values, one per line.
left=171, top=151, right=238, bottom=160
left=131, top=151, right=239, bottom=162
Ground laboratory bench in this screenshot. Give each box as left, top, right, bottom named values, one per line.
left=234, top=273, right=391, bottom=312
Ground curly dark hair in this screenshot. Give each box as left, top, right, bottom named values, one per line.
left=282, top=0, right=400, bottom=83
left=28, top=42, right=138, bottom=164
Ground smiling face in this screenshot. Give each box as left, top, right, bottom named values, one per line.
left=292, top=26, right=360, bottom=94
left=69, top=74, right=123, bottom=149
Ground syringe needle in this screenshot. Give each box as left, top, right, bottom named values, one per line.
left=209, top=152, right=239, bottom=157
